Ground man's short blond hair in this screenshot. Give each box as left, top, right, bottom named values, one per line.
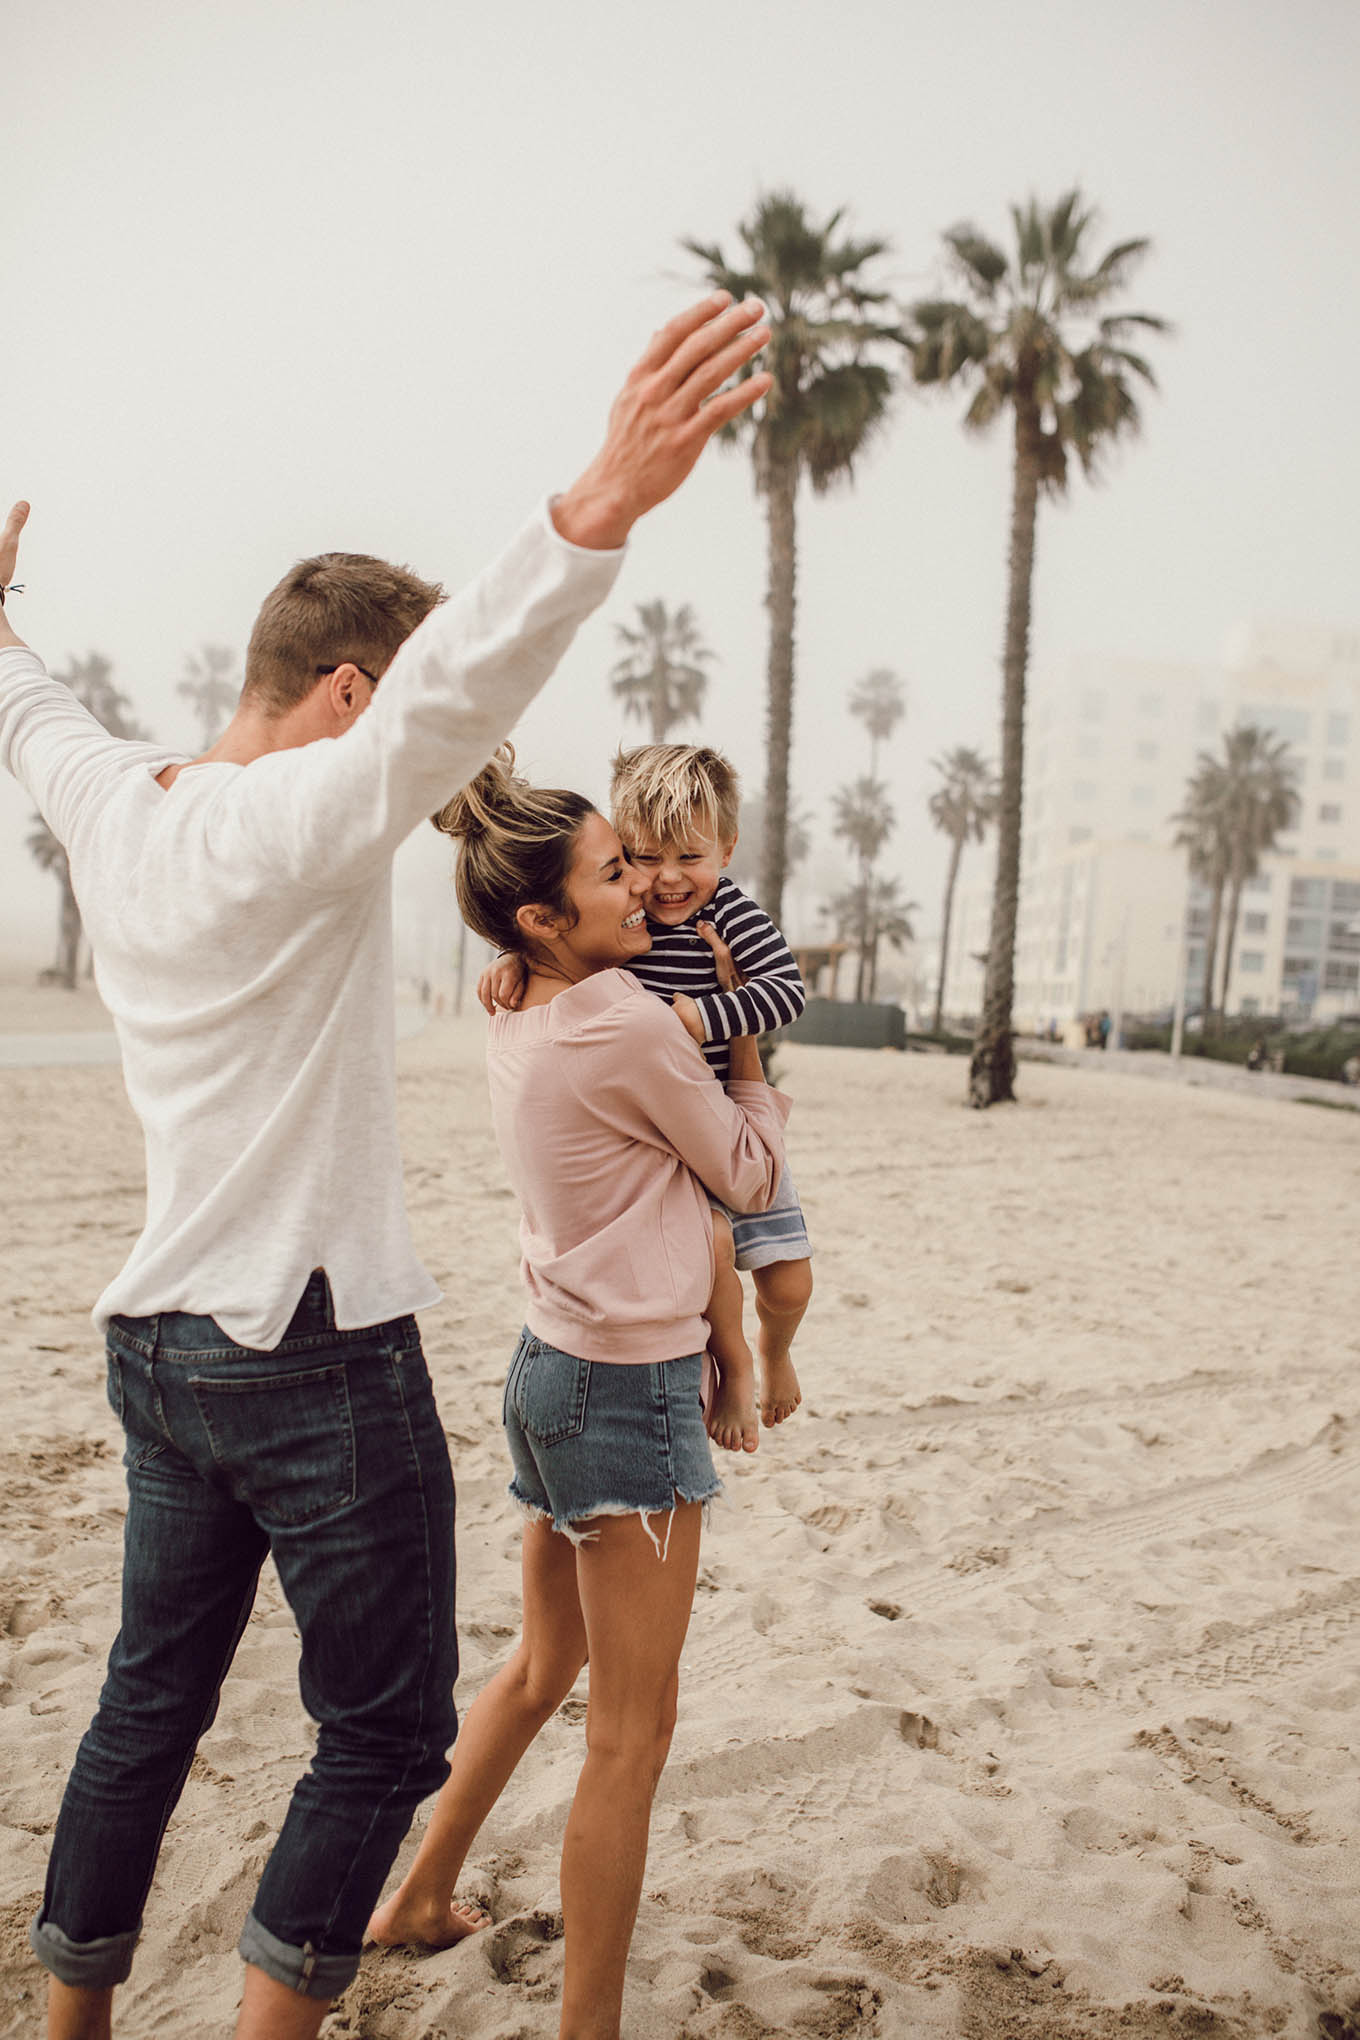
left=244, top=552, right=446, bottom=716
left=610, top=743, right=741, bottom=849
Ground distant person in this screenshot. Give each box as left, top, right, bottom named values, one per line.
left=1098, top=1009, right=1112, bottom=1051
left=1246, top=1037, right=1267, bottom=1072
left=0, top=291, right=771, bottom=2040
left=369, top=748, right=788, bottom=2040
left=480, top=742, right=810, bottom=1450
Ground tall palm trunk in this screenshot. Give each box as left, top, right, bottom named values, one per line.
left=855, top=855, right=872, bottom=1000
left=1218, top=859, right=1246, bottom=1015
left=933, top=832, right=964, bottom=1033
left=761, top=457, right=798, bottom=928
left=971, top=407, right=1039, bottom=1106
left=1200, top=873, right=1225, bottom=1034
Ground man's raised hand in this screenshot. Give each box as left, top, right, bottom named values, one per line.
left=554, top=295, right=771, bottom=550
left=0, top=501, right=29, bottom=591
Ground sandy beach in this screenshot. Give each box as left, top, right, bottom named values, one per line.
left=0, top=1001, right=1356, bottom=2039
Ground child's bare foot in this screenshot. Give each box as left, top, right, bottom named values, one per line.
left=366, top=1890, right=492, bottom=1950
left=706, top=1369, right=760, bottom=1453
left=759, top=1349, right=802, bottom=1427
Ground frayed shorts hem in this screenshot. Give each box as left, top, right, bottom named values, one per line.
left=30, top=1914, right=138, bottom=1990
left=508, top=1481, right=723, bottom=1557
left=237, top=1910, right=359, bottom=2000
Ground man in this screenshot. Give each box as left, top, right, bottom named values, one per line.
left=0, top=292, right=771, bottom=2040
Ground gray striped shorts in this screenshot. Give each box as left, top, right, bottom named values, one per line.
left=720, top=1162, right=812, bottom=1271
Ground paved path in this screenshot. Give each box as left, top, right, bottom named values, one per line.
left=1019, top=1041, right=1360, bottom=1112
left=0, top=1002, right=431, bottom=1069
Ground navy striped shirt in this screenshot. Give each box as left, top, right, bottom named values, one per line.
left=625, top=875, right=806, bottom=1082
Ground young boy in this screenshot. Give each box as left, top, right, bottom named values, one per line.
left=481, top=742, right=813, bottom=1454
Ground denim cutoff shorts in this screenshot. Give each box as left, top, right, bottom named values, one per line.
left=503, top=1329, right=721, bottom=1550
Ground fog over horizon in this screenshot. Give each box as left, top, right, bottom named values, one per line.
left=6, top=0, right=1358, bottom=979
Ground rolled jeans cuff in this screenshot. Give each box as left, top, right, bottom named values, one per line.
left=29, top=1912, right=138, bottom=1989
left=237, top=1911, right=359, bottom=2001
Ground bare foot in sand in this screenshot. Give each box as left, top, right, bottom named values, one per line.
left=366, top=1892, right=492, bottom=1950
left=759, top=1347, right=802, bottom=1428
left=706, top=1365, right=760, bottom=1453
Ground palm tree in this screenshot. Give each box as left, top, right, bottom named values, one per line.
left=849, top=667, right=906, bottom=777
left=928, top=746, right=999, bottom=1032
left=683, top=191, right=901, bottom=929
left=26, top=818, right=80, bottom=989
left=26, top=653, right=150, bottom=987
left=1173, top=757, right=1231, bottom=1033
left=1174, top=726, right=1299, bottom=1030
left=177, top=643, right=240, bottom=749
left=831, top=775, right=895, bottom=998
left=609, top=600, right=712, bottom=743
left=1217, top=726, right=1299, bottom=1011
left=905, top=191, right=1168, bottom=1106
left=824, top=874, right=916, bottom=1001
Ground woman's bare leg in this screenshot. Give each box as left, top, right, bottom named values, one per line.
left=367, top=1517, right=586, bottom=1948
left=703, top=1215, right=758, bottom=1453
left=557, top=1502, right=702, bottom=2040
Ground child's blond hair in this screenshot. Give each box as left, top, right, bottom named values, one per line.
left=610, top=743, right=740, bottom=850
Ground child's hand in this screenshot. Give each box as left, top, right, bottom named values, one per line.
left=694, top=921, right=744, bottom=992
left=477, top=952, right=528, bottom=1015
left=672, top=993, right=708, bottom=1045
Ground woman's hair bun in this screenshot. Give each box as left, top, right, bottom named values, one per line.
left=432, top=743, right=522, bottom=840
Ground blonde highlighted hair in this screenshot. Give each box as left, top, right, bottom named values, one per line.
left=610, top=743, right=740, bottom=850
left=432, top=745, right=595, bottom=954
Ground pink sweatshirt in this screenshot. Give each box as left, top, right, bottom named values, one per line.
left=486, top=969, right=791, bottom=1363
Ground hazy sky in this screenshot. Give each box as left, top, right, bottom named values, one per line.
left=5, top=0, right=1358, bottom=964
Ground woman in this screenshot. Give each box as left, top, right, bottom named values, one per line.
left=368, top=747, right=788, bottom=2040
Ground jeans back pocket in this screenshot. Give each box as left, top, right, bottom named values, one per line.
left=513, top=1343, right=591, bottom=1448
left=189, top=1362, right=357, bottom=1528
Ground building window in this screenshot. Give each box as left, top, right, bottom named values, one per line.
left=1327, top=713, right=1351, bottom=747
left=1324, top=757, right=1345, bottom=782
left=1068, top=826, right=1092, bottom=846
left=1334, top=882, right=1360, bottom=913
left=1239, top=997, right=1260, bottom=1016
left=1078, top=732, right=1101, bottom=759
left=1329, top=918, right=1360, bottom=952
left=1136, top=740, right=1160, bottom=762
left=1289, top=878, right=1326, bottom=910
left=1245, top=873, right=1271, bottom=894
left=1283, top=956, right=1318, bottom=982
left=1286, top=915, right=1323, bottom=948
left=1240, top=702, right=1311, bottom=745
left=1237, top=951, right=1265, bottom=972
left=1324, top=959, right=1360, bottom=991
left=1131, top=785, right=1154, bottom=806
left=1196, top=700, right=1220, bottom=732
left=1243, top=912, right=1268, bottom=935
left=1319, top=803, right=1342, bottom=824
left=1073, top=781, right=1097, bottom=801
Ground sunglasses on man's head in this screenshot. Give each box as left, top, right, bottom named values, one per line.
left=315, top=663, right=380, bottom=686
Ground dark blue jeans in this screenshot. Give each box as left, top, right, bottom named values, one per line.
left=29, top=1272, right=458, bottom=2001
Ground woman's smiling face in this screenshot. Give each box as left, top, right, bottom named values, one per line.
left=545, top=810, right=652, bottom=975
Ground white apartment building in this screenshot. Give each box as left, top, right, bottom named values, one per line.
left=943, top=620, right=1360, bottom=1030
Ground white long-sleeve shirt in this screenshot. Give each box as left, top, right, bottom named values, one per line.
left=0, top=503, right=623, bottom=1348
